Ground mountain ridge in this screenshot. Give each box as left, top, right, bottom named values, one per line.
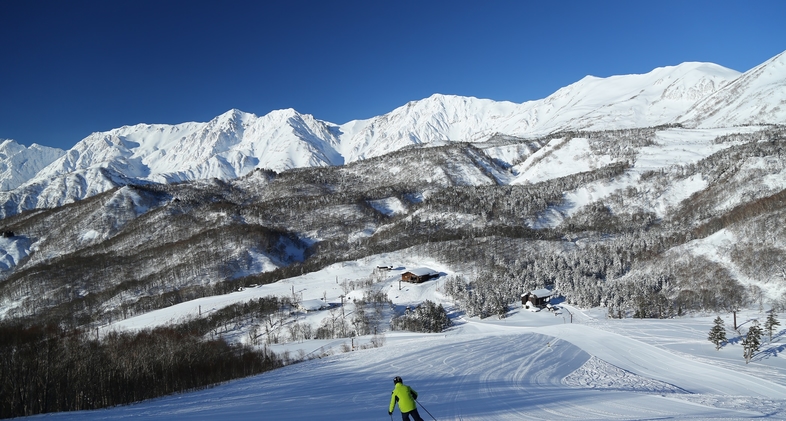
left=0, top=50, right=784, bottom=219
left=680, top=50, right=786, bottom=128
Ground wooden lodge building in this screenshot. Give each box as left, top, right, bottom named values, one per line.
left=521, top=288, right=553, bottom=309
left=401, top=267, right=439, bottom=283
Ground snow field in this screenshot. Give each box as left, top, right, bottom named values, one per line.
left=27, top=322, right=785, bottom=420
left=59, top=254, right=786, bottom=420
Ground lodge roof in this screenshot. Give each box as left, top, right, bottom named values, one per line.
left=405, top=267, right=439, bottom=276
left=522, top=288, right=553, bottom=298
left=299, top=299, right=327, bottom=311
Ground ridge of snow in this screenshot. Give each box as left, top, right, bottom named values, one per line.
left=679, top=50, right=786, bottom=128
left=1, top=50, right=784, bottom=218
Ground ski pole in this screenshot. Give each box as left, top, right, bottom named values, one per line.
left=416, top=400, right=437, bottom=421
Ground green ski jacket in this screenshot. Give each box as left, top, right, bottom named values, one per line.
left=389, top=382, right=418, bottom=413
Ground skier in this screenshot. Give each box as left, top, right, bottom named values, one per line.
left=389, top=376, right=424, bottom=421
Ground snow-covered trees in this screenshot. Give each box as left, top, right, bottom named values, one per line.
left=708, top=316, right=727, bottom=350
left=742, top=321, right=763, bottom=364
left=315, top=307, right=351, bottom=339
left=6, top=126, right=786, bottom=331
left=442, top=272, right=512, bottom=319
left=352, top=290, right=392, bottom=336
left=391, top=300, right=451, bottom=333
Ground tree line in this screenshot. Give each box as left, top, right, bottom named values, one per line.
left=0, top=321, right=283, bottom=419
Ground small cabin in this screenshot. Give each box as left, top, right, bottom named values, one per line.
left=521, top=288, right=553, bottom=308
left=401, top=267, right=439, bottom=284
left=298, top=299, right=328, bottom=312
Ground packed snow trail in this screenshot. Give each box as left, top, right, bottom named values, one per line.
left=26, top=330, right=776, bottom=420
left=537, top=323, right=786, bottom=398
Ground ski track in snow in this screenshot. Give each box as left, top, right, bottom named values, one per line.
left=27, top=328, right=786, bottom=420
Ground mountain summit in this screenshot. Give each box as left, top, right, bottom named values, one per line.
left=679, top=50, right=786, bottom=128
left=0, top=140, right=64, bottom=191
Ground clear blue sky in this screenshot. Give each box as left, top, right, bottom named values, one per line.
left=1, top=0, right=784, bottom=150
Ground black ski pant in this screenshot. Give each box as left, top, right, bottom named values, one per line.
left=401, top=408, right=424, bottom=421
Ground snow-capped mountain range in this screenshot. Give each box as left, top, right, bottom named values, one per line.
left=1, top=50, right=784, bottom=218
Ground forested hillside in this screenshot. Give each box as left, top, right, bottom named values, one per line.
left=2, top=125, right=785, bottom=330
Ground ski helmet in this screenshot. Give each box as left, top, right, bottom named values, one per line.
left=393, top=376, right=403, bottom=384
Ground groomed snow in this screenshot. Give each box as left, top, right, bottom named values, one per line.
left=31, top=309, right=786, bottom=420
left=40, top=253, right=786, bottom=421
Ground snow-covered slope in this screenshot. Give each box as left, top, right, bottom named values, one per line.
left=336, top=94, right=522, bottom=161
left=35, top=255, right=786, bottom=420
left=680, top=50, right=786, bottom=128
left=34, top=323, right=786, bottom=420
left=504, top=61, right=739, bottom=134
left=522, top=60, right=737, bottom=134
left=34, top=108, right=342, bottom=183
left=0, top=139, right=64, bottom=191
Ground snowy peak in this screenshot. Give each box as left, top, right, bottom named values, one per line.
left=35, top=108, right=341, bottom=184
left=658, top=62, right=738, bottom=101
left=679, top=50, right=786, bottom=128
left=528, top=61, right=740, bottom=132
left=0, top=139, right=65, bottom=191
left=236, top=108, right=343, bottom=169
left=337, top=94, right=520, bottom=162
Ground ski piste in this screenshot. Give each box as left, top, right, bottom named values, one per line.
left=31, top=305, right=786, bottom=420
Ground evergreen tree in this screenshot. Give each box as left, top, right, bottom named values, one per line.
left=764, top=311, right=780, bottom=341
left=742, top=321, right=763, bottom=364
left=707, top=316, right=727, bottom=350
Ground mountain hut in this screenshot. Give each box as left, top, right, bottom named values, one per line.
left=521, top=288, right=553, bottom=309
left=298, top=299, right=328, bottom=312
left=401, top=267, right=439, bottom=283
